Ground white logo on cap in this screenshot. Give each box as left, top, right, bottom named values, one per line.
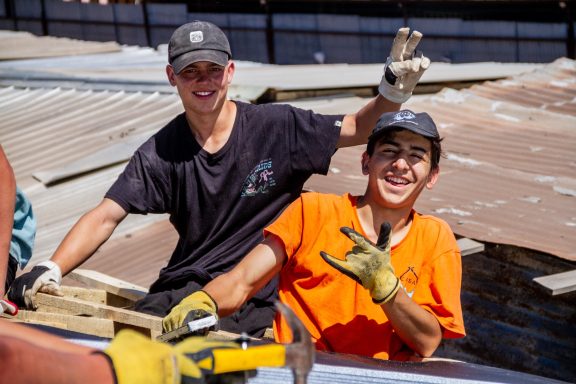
left=190, top=31, right=204, bottom=43
left=393, top=111, right=416, bottom=122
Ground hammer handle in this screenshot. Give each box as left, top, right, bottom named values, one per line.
left=199, top=344, right=286, bottom=374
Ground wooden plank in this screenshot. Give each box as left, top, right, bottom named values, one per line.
left=35, top=293, right=162, bottom=332
left=457, top=237, right=485, bottom=256
left=61, top=286, right=107, bottom=304
left=533, top=270, right=576, bottom=295
left=67, top=269, right=148, bottom=302
left=15, top=310, right=115, bottom=338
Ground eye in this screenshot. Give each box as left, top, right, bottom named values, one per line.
left=380, top=148, right=398, bottom=156
left=410, top=152, right=424, bottom=160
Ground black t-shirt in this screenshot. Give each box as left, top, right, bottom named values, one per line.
left=105, top=101, right=343, bottom=303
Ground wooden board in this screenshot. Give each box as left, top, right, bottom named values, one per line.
left=15, top=310, right=115, bottom=338
left=67, top=269, right=148, bottom=302
left=533, top=269, right=576, bottom=295
left=457, top=237, right=485, bottom=256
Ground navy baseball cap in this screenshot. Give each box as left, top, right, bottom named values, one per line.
left=368, top=110, right=439, bottom=146
left=168, top=21, right=232, bottom=74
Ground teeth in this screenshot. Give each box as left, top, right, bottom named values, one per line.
left=386, top=176, right=408, bottom=185
left=195, top=91, right=212, bottom=96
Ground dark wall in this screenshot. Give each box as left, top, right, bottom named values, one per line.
left=436, top=243, right=576, bottom=383
left=0, top=0, right=573, bottom=64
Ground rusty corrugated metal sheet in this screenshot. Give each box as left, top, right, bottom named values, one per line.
left=2, top=59, right=573, bottom=290
left=304, top=58, right=576, bottom=262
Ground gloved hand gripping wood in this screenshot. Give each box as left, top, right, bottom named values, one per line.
left=321, top=222, right=400, bottom=304
left=163, top=290, right=218, bottom=333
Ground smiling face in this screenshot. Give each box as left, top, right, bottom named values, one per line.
left=362, top=129, right=439, bottom=211
left=166, top=60, right=235, bottom=117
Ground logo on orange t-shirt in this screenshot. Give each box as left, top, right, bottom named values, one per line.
left=399, top=266, right=418, bottom=298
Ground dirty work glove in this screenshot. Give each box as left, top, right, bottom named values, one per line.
left=8, top=260, right=63, bottom=309
left=379, top=28, right=431, bottom=104
left=320, top=222, right=400, bottom=304
left=0, top=298, right=18, bottom=315
left=163, top=290, right=218, bottom=333
left=100, top=329, right=203, bottom=384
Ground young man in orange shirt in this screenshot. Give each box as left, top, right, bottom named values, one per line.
left=164, top=109, right=466, bottom=360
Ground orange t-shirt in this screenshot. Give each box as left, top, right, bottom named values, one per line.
left=265, top=192, right=465, bottom=360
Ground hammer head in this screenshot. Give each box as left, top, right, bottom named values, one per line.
left=275, top=301, right=315, bottom=384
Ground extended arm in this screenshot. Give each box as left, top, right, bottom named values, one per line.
left=50, top=198, right=128, bottom=274
left=0, top=146, right=16, bottom=298
left=338, top=28, right=430, bottom=148
left=163, top=234, right=286, bottom=331
left=206, top=234, right=285, bottom=316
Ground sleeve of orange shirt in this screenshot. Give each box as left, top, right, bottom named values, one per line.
left=410, top=217, right=466, bottom=339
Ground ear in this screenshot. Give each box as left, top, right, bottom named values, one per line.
left=426, top=166, right=440, bottom=189
left=226, top=61, right=235, bottom=84
left=361, top=152, right=370, bottom=175
left=166, top=65, right=177, bottom=86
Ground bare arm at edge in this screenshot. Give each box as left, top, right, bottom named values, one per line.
left=0, top=145, right=16, bottom=296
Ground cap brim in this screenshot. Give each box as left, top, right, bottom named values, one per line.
left=368, top=121, right=438, bottom=145
left=172, top=50, right=229, bottom=74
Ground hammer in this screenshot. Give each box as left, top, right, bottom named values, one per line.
left=276, top=301, right=315, bottom=384
left=190, top=301, right=315, bottom=384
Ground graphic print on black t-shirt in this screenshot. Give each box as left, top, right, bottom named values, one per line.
left=241, top=158, right=277, bottom=197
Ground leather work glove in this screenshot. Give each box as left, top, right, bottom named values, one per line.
left=379, top=28, right=431, bottom=104
left=163, top=290, right=218, bottom=333
left=8, top=260, right=63, bottom=309
left=0, top=298, right=18, bottom=315
left=100, top=329, right=203, bottom=384
left=320, top=222, right=400, bottom=304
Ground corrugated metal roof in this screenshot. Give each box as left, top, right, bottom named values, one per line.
left=1, top=57, right=573, bottom=289
left=0, top=30, right=543, bottom=102
left=0, top=30, right=121, bottom=60
left=303, top=58, right=576, bottom=262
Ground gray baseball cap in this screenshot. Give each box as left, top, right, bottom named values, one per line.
left=168, top=21, right=232, bottom=74
left=369, top=110, right=439, bottom=146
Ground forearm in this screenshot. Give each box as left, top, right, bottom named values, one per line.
left=205, top=238, right=285, bottom=317
left=0, top=320, right=94, bottom=354
left=204, top=271, right=251, bottom=317
left=51, top=199, right=125, bottom=275
left=0, top=148, right=16, bottom=296
left=338, top=95, right=400, bottom=148
left=0, top=336, right=114, bottom=384
left=382, top=289, right=442, bottom=357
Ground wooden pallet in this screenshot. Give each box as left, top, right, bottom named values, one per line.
left=12, top=269, right=270, bottom=341
left=13, top=269, right=162, bottom=339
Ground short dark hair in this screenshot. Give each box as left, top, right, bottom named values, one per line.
left=366, top=128, right=444, bottom=171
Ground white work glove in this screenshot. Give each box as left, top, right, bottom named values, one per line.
left=378, top=27, right=431, bottom=104
left=7, top=260, right=63, bottom=309
left=0, top=298, right=18, bottom=315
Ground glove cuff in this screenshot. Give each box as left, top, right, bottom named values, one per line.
left=36, top=260, right=62, bottom=285
left=182, top=290, right=218, bottom=313
left=372, top=277, right=401, bottom=304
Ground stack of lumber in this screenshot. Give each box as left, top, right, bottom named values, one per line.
left=10, top=269, right=270, bottom=341
left=13, top=269, right=162, bottom=339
